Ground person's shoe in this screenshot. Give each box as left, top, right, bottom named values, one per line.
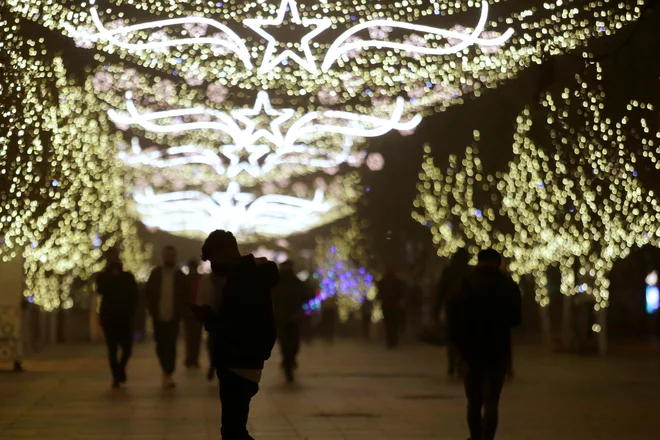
left=112, top=380, right=120, bottom=389
left=162, top=375, right=175, bottom=388
left=284, top=366, right=295, bottom=383
left=13, top=361, right=24, bottom=373
left=118, top=369, right=127, bottom=384
left=207, top=367, right=215, bottom=382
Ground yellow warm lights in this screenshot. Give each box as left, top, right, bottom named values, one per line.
left=414, top=62, right=660, bottom=311
left=0, top=19, right=151, bottom=310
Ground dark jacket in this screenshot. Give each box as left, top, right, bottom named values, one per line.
left=96, top=266, right=138, bottom=328
left=435, top=261, right=471, bottom=320
left=205, top=255, right=279, bottom=370
left=272, top=270, right=308, bottom=324
left=448, top=266, right=521, bottom=365
left=145, top=266, right=188, bottom=322
left=376, top=275, right=404, bottom=309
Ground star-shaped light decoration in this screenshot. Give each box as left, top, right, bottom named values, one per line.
left=244, top=0, right=332, bottom=74
left=231, top=91, right=295, bottom=146
left=222, top=143, right=271, bottom=178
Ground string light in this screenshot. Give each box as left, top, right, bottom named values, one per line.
left=414, top=62, right=660, bottom=315
left=2, top=0, right=649, bottom=308
left=4, top=0, right=645, bottom=242
left=313, top=218, right=381, bottom=322
left=0, top=19, right=151, bottom=310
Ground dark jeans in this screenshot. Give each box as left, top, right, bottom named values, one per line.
left=184, top=314, right=203, bottom=366
left=278, top=322, right=300, bottom=367
left=382, top=307, right=400, bottom=348
left=218, top=368, right=259, bottom=440
left=447, top=341, right=460, bottom=375
left=103, top=324, right=132, bottom=381
left=207, top=332, right=216, bottom=369
left=463, top=361, right=507, bottom=440
left=153, top=320, right=179, bottom=375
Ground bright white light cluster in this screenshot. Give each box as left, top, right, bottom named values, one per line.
left=5, top=0, right=646, bottom=241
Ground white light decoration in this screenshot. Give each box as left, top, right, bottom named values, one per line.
left=110, top=91, right=420, bottom=150
left=320, top=3, right=513, bottom=72
left=133, top=182, right=332, bottom=238
left=82, top=0, right=509, bottom=75
left=83, top=4, right=254, bottom=68
left=4, top=0, right=644, bottom=242
left=244, top=0, right=332, bottom=74
left=110, top=91, right=420, bottom=183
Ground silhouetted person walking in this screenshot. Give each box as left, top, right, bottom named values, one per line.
left=376, top=264, right=404, bottom=348
left=436, top=248, right=471, bottom=376
left=192, top=230, right=279, bottom=440
left=448, top=249, right=521, bottom=440
left=146, top=245, right=187, bottom=388
left=272, top=260, right=307, bottom=382
left=183, top=259, right=204, bottom=368
left=361, top=294, right=373, bottom=340
left=96, top=247, right=138, bottom=388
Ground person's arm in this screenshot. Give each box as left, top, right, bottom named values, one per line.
left=95, top=272, right=107, bottom=296
left=434, top=270, right=448, bottom=321
left=127, top=273, right=139, bottom=316
left=144, top=269, right=157, bottom=318
left=446, top=280, right=464, bottom=344
left=507, top=277, right=523, bottom=328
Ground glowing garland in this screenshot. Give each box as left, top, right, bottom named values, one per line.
left=414, top=64, right=660, bottom=313
left=15, top=0, right=639, bottom=241
left=134, top=181, right=333, bottom=238
left=0, top=22, right=151, bottom=310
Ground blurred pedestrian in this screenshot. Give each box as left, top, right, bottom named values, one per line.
left=406, top=279, right=423, bottom=338
left=448, top=249, right=521, bottom=440
left=272, top=260, right=307, bottom=382
left=146, top=245, right=187, bottom=388
left=183, top=259, right=204, bottom=368
left=376, top=264, right=404, bottom=348
left=436, top=248, right=471, bottom=376
left=361, top=294, right=373, bottom=340
left=96, top=247, right=139, bottom=388
left=191, top=230, right=279, bottom=440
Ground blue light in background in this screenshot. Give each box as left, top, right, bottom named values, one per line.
left=646, top=286, right=659, bottom=314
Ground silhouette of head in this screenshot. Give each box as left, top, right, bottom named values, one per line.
left=201, top=230, right=241, bottom=276
left=163, top=245, right=177, bottom=268
left=106, top=247, right=121, bottom=267
left=452, top=247, right=470, bottom=266
left=280, top=260, right=294, bottom=273
left=477, top=248, right=502, bottom=268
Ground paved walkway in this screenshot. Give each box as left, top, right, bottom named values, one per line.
left=1, top=339, right=658, bottom=440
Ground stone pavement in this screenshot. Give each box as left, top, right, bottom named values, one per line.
left=0, top=339, right=658, bottom=440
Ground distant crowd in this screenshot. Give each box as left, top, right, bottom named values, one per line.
left=97, top=231, right=521, bottom=440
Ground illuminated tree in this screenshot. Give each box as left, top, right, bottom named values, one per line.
left=414, top=62, right=660, bottom=352
left=1, top=20, right=151, bottom=310
left=313, top=218, right=380, bottom=322
left=2, top=0, right=646, bottom=241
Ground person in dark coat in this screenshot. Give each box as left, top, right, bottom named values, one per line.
left=272, top=260, right=308, bottom=382
left=191, top=230, right=279, bottom=440
left=376, top=264, right=405, bottom=348
left=183, top=259, right=204, bottom=368
left=96, top=247, right=139, bottom=388
left=145, top=245, right=188, bottom=388
left=361, top=294, right=373, bottom=340
left=436, top=248, right=471, bottom=376
left=448, top=249, right=521, bottom=440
